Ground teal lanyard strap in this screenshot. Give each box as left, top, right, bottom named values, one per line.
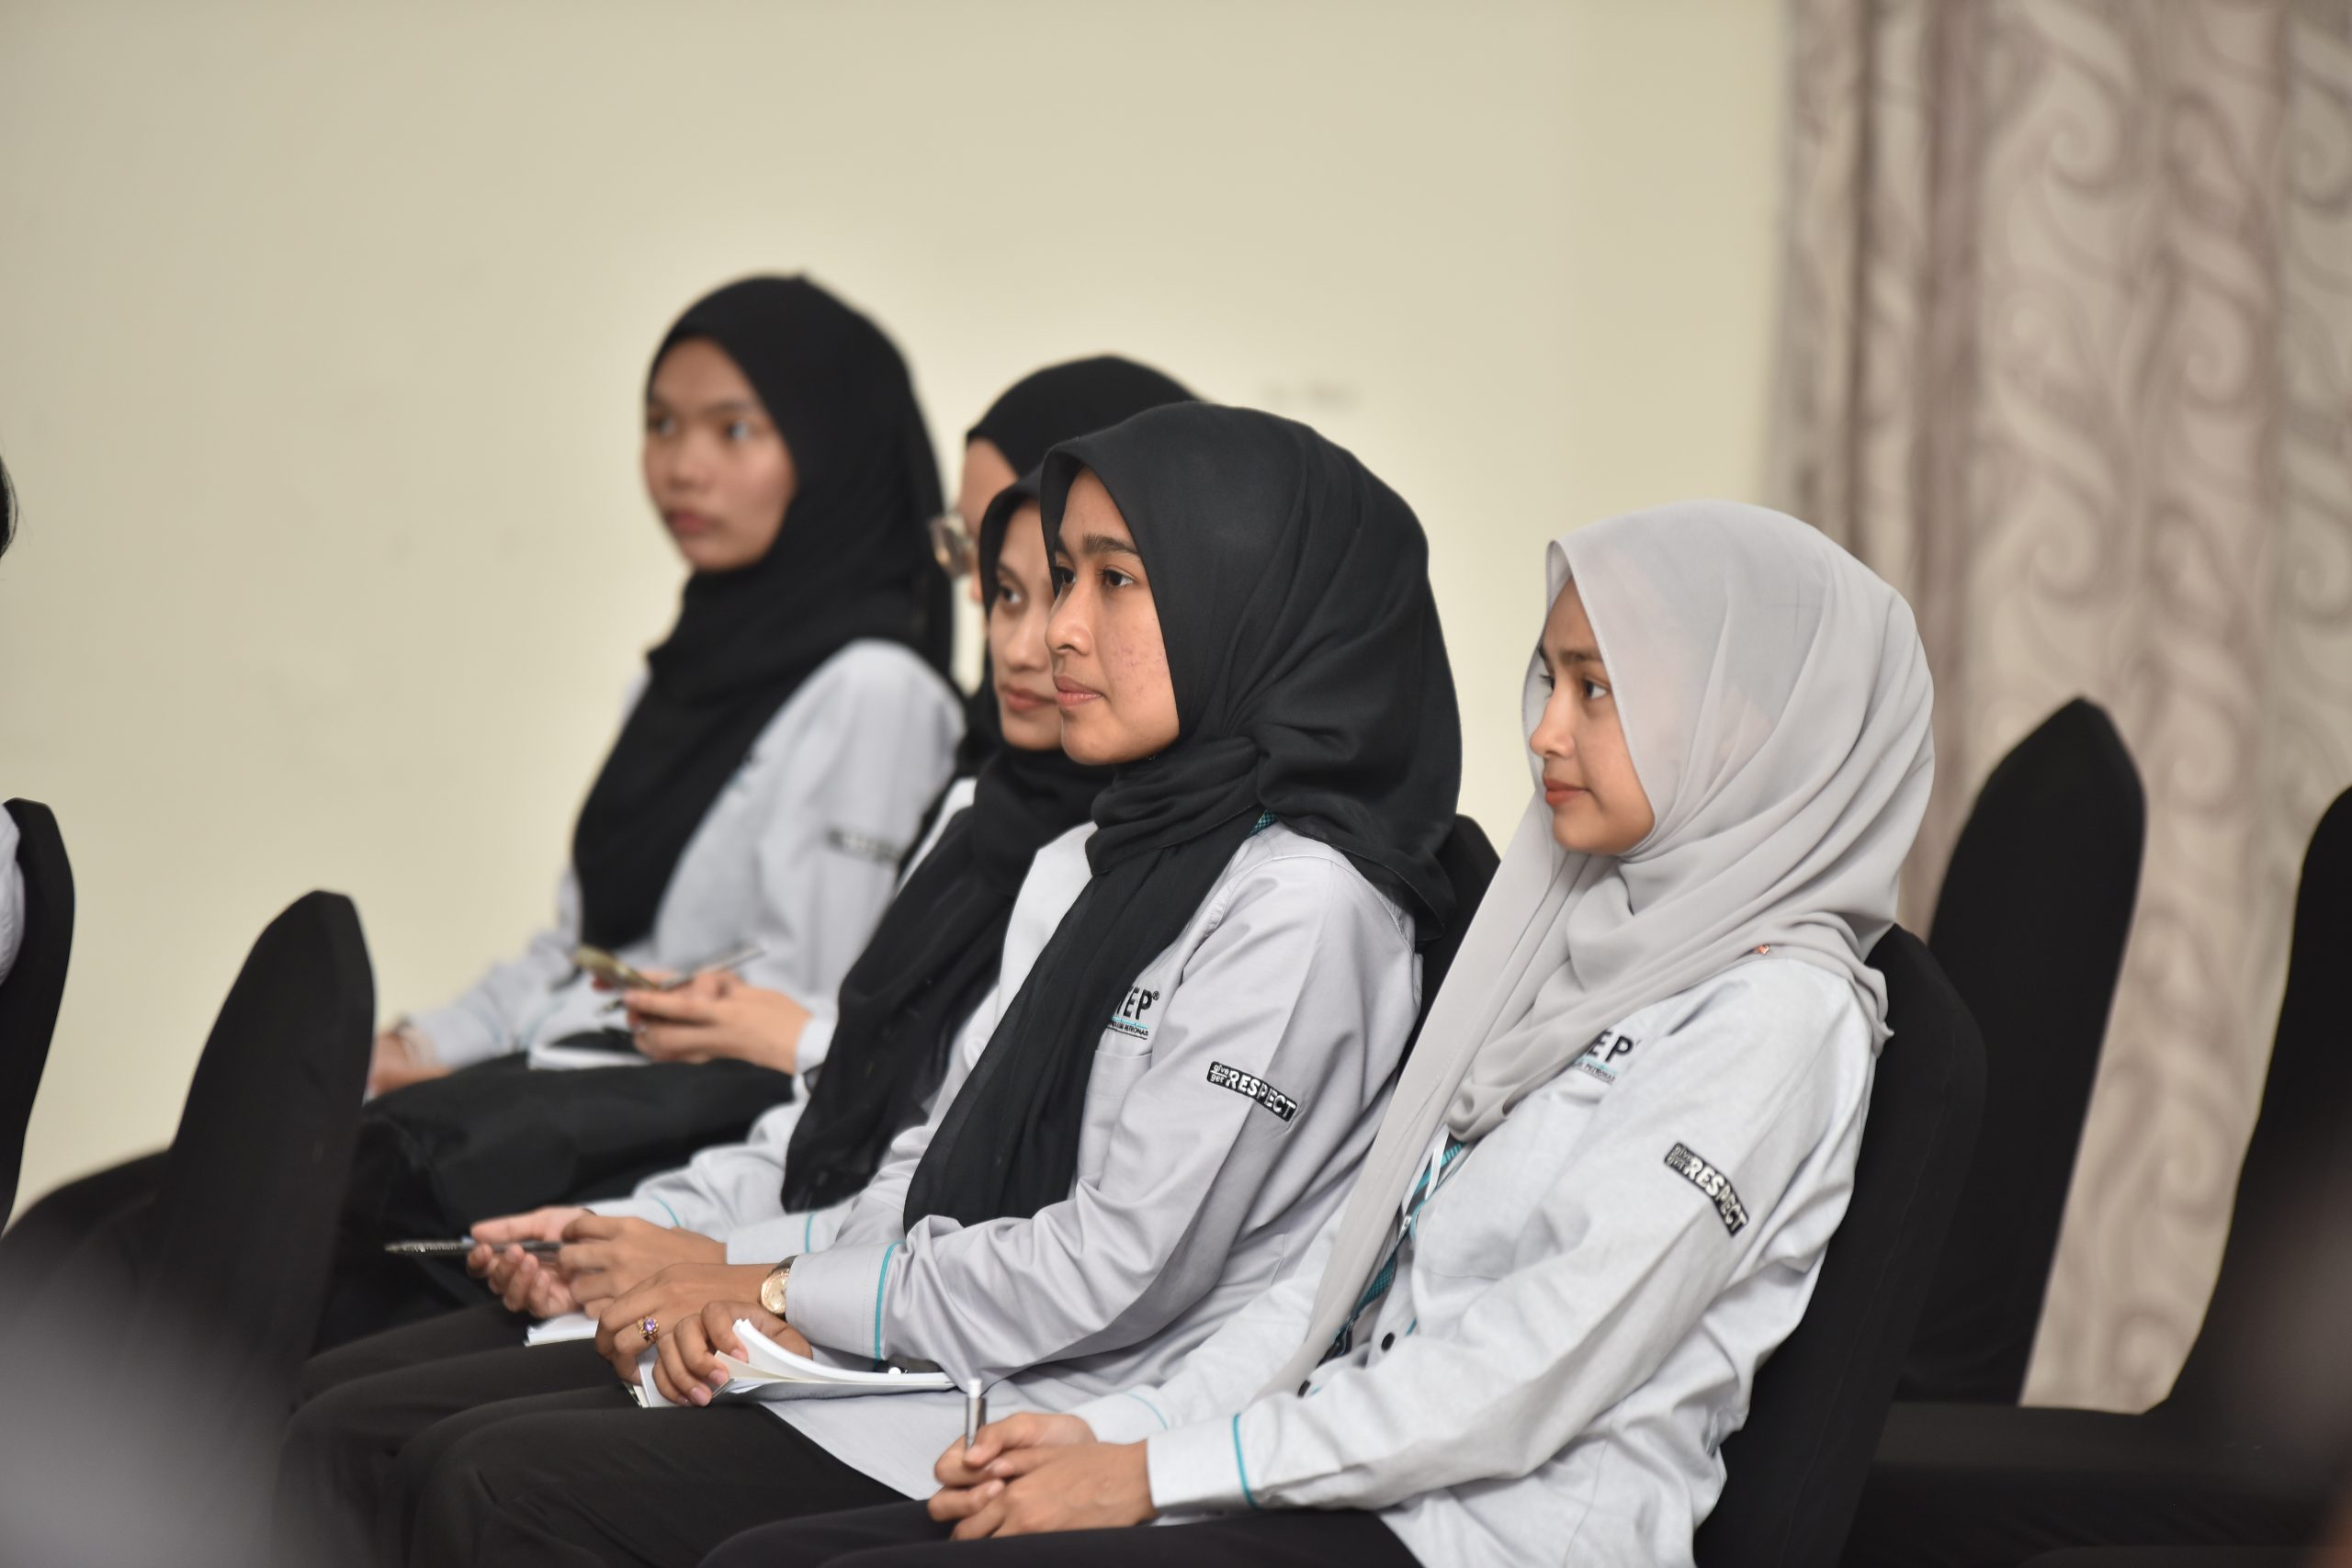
left=1326, top=1138, right=1464, bottom=1359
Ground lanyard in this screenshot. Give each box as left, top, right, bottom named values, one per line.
left=1325, top=1131, right=1465, bottom=1360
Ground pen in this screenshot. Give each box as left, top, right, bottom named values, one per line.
left=963, top=1379, right=987, bottom=1450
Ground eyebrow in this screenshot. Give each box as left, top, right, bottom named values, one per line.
left=1537, top=641, right=1606, bottom=668
left=645, top=396, right=763, bottom=418
left=1069, top=532, right=1142, bottom=559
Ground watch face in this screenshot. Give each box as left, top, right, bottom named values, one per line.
left=760, top=1263, right=789, bottom=1316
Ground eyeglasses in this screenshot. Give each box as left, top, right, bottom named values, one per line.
left=928, top=513, right=976, bottom=579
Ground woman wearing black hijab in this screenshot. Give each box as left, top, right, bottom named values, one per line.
left=376, top=276, right=961, bottom=1089
left=394, top=405, right=1463, bottom=1568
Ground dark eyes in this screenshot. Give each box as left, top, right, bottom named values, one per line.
left=1047, top=564, right=1137, bottom=595
left=1535, top=668, right=1611, bottom=702
left=725, top=419, right=755, bottom=441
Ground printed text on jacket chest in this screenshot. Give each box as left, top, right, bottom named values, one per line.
left=1573, top=1029, right=1639, bottom=1084
left=1107, top=985, right=1162, bottom=1040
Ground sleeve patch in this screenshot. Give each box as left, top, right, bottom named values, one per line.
left=1664, top=1143, right=1749, bottom=1235
left=1207, top=1061, right=1299, bottom=1122
left=825, top=826, right=909, bottom=865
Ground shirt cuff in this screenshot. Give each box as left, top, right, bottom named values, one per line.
left=1068, top=1390, right=1178, bottom=1446
left=725, top=1212, right=812, bottom=1265
left=586, top=1195, right=679, bottom=1228
left=404, top=998, right=508, bottom=1070
left=1147, top=1418, right=1255, bottom=1514
left=778, top=1240, right=899, bottom=1362
left=794, top=1006, right=839, bottom=1077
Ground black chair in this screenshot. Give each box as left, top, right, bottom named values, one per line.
left=1841, top=786, right=2352, bottom=1567
left=0, top=890, right=373, bottom=1568
left=1696, top=926, right=1988, bottom=1567
left=1410, top=814, right=1500, bottom=1045
left=0, top=799, right=74, bottom=1220
left=1905, top=698, right=2144, bottom=1404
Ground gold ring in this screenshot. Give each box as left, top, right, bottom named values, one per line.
left=639, top=1315, right=660, bottom=1341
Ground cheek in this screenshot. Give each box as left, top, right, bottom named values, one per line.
left=723, top=449, right=793, bottom=539
left=1102, top=610, right=1171, bottom=705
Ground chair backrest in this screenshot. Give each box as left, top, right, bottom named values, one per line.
left=1903, top=698, right=2144, bottom=1403
left=140, top=889, right=373, bottom=1339
left=1414, top=814, right=1500, bottom=1032
left=0, top=799, right=74, bottom=1219
left=1697, top=927, right=1987, bottom=1568
left=2164, top=785, right=2352, bottom=1423
left=133, top=891, right=371, bottom=1563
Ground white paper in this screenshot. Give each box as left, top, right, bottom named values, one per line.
left=524, top=1312, right=598, bottom=1346
left=631, top=1319, right=952, bottom=1407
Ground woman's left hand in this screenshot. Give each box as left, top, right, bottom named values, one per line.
left=623, top=972, right=808, bottom=1074
left=594, top=1261, right=779, bottom=1382
left=929, top=1440, right=1157, bottom=1539
left=647, top=1299, right=811, bottom=1406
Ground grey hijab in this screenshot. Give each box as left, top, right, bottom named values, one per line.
left=1261, top=500, right=1936, bottom=1396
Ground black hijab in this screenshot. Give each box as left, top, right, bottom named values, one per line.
left=967, top=355, right=1196, bottom=475
left=904, top=404, right=1462, bottom=1228
left=571, top=276, right=950, bottom=950
left=948, top=356, right=1198, bottom=779
left=782, top=473, right=1109, bottom=1208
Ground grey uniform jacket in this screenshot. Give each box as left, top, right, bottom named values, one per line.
left=769, top=819, right=1422, bottom=1498
left=405, top=640, right=961, bottom=1070
left=1069, top=957, right=1875, bottom=1568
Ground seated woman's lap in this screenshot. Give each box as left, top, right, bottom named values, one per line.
left=697, top=1502, right=1419, bottom=1568
left=403, top=1395, right=905, bottom=1568
left=295, top=1297, right=530, bottom=1404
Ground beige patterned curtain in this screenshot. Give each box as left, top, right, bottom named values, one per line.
left=1771, top=0, right=2352, bottom=1411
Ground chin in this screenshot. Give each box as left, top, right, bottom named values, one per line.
left=999, top=716, right=1065, bottom=752
left=673, top=534, right=754, bottom=573
left=1549, top=808, right=1611, bottom=855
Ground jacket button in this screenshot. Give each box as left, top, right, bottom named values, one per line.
left=1380, top=1333, right=1396, bottom=1351
left=1297, top=1381, right=1311, bottom=1397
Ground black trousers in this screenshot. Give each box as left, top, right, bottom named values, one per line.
left=294, top=1297, right=529, bottom=1403
left=274, top=1309, right=610, bottom=1567
left=405, top=1391, right=903, bottom=1567
left=699, top=1499, right=1420, bottom=1568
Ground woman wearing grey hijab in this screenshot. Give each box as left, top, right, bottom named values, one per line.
left=707, top=500, right=1935, bottom=1568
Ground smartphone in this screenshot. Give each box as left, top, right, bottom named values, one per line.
left=571, top=945, right=662, bottom=991
left=384, top=1237, right=563, bottom=1258
left=571, top=942, right=764, bottom=992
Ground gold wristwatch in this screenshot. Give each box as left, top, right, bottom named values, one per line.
left=758, top=1257, right=796, bottom=1319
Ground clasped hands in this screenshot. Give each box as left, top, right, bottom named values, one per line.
left=926, top=1412, right=1156, bottom=1540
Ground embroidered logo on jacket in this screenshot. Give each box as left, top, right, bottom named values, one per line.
left=1573, top=1029, right=1638, bottom=1083
left=1664, top=1143, right=1749, bottom=1235
left=1107, top=985, right=1162, bottom=1040
left=1207, top=1062, right=1299, bottom=1122
left=824, top=826, right=907, bottom=865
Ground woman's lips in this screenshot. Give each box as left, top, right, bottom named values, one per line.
left=663, top=509, right=716, bottom=536
left=1054, top=677, right=1102, bottom=711
left=999, top=683, right=1054, bottom=714
left=1544, top=783, right=1586, bottom=807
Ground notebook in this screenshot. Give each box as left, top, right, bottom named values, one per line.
left=633, top=1319, right=954, bottom=1406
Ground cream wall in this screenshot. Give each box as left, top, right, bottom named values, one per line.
left=0, top=0, right=1785, bottom=1213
